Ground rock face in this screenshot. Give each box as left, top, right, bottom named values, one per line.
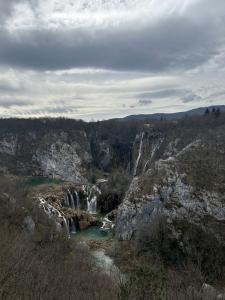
left=0, top=119, right=136, bottom=183
left=0, top=130, right=91, bottom=183
left=116, top=165, right=225, bottom=241
left=116, top=118, right=225, bottom=257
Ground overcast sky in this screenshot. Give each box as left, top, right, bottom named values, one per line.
left=0, top=0, right=224, bottom=120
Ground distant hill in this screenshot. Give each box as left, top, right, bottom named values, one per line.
left=120, top=105, right=225, bottom=121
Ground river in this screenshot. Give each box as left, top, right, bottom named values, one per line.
left=72, top=226, right=123, bottom=280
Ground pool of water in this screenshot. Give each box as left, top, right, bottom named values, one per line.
left=25, top=176, right=64, bottom=186
left=74, top=226, right=112, bottom=241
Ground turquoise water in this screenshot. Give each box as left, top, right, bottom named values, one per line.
left=25, top=177, right=64, bottom=186
left=74, top=226, right=112, bottom=241
left=72, top=226, right=124, bottom=280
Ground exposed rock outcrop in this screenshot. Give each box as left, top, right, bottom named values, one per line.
left=116, top=121, right=225, bottom=264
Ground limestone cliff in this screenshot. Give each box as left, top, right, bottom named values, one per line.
left=116, top=118, right=225, bottom=257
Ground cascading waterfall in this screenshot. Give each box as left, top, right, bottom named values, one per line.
left=68, top=189, right=76, bottom=209
left=63, top=217, right=70, bottom=236
left=87, top=196, right=97, bottom=214
left=133, top=132, right=144, bottom=177
left=37, top=197, right=70, bottom=236
left=101, top=217, right=114, bottom=230
left=84, top=185, right=98, bottom=214
left=63, top=189, right=80, bottom=210
left=74, top=191, right=80, bottom=209
left=61, top=189, right=82, bottom=234
left=63, top=185, right=100, bottom=234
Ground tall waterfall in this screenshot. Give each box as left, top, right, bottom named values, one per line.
left=133, top=132, right=144, bottom=177
left=63, top=189, right=80, bottom=210
left=63, top=185, right=100, bottom=214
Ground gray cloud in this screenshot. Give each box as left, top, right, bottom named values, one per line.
left=207, top=90, right=225, bottom=99
left=30, top=106, right=77, bottom=114
left=0, top=81, right=24, bottom=94
left=0, top=0, right=24, bottom=24
left=139, top=89, right=189, bottom=100
left=182, top=93, right=202, bottom=103
left=0, top=0, right=224, bottom=73
left=0, top=98, right=31, bottom=108
left=138, top=99, right=152, bottom=106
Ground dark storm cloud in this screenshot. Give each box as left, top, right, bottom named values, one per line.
left=0, top=1, right=224, bottom=73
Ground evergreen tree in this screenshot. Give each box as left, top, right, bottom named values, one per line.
left=204, top=108, right=210, bottom=115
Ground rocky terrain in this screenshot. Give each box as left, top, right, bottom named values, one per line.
left=0, top=114, right=225, bottom=276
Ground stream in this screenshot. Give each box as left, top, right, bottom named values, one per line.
left=72, top=227, right=122, bottom=280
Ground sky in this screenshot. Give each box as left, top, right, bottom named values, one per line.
left=0, top=0, right=225, bottom=121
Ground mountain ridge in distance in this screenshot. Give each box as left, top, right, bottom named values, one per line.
left=117, top=104, right=225, bottom=121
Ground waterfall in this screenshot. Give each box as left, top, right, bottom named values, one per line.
left=37, top=197, right=70, bottom=237
left=101, top=217, right=114, bottom=230
left=70, top=218, right=76, bottom=234
left=133, top=132, right=144, bottom=177
left=82, top=184, right=99, bottom=214
left=62, top=217, right=70, bottom=236
left=67, top=219, right=70, bottom=230
left=62, top=189, right=80, bottom=210
left=87, top=196, right=97, bottom=214
left=68, top=189, right=76, bottom=209
left=68, top=218, right=76, bottom=233
left=74, top=191, right=80, bottom=209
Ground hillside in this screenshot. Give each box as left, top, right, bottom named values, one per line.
left=120, top=105, right=225, bottom=121
left=1, top=112, right=225, bottom=299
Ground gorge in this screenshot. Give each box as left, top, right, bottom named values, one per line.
left=1, top=112, right=225, bottom=299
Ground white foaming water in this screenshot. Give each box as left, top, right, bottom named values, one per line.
left=37, top=197, right=69, bottom=235
left=87, top=196, right=97, bottom=214
left=101, top=217, right=114, bottom=230
left=133, top=132, right=144, bottom=177
left=69, top=189, right=76, bottom=209
left=82, top=184, right=100, bottom=214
